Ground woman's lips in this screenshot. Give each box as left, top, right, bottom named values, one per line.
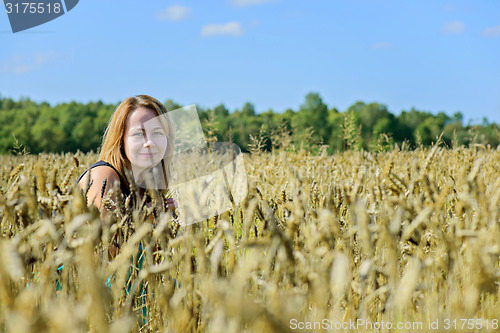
left=140, top=153, right=156, bottom=158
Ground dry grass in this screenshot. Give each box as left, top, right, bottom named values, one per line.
left=1, top=145, right=500, bottom=332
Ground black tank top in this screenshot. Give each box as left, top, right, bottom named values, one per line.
left=76, top=160, right=130, bottom=197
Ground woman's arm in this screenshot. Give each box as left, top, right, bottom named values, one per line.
left=77, top=165, right=121, bottom=215
left=78, top=166, right=122, bottom=260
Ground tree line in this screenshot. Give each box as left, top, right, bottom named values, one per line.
left=0, top=93, right=499, bottom=155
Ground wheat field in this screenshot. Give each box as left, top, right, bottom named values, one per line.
left=0, top=145, right=499, bottom=332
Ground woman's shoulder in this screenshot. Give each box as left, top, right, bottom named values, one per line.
left=77, top=161, right=126, bottom=209
left=77, top=161, right=122, bottom=189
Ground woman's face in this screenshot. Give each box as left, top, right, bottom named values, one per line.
left=124, top=107, right=168, bottom=176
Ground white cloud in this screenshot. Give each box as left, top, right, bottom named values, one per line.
left=1, top=52, right=65, bottom=74
left=201, top=22, right=244, bottom=37
left=230, top=0, right=278, bottom=7
left=441, top=21, right=466, bottom=34
left=156, top=5, right=191, bottom=21
left=371, top=42, right=393, bottom=50
left=481, top=25, right=500, bottom=37
left=249, top=20, right=260, bottom=27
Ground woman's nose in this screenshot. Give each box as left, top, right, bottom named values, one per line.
left=143, top=136, right=154, bottom=147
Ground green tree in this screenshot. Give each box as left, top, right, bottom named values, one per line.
left=292, top=92, right=330, bottom=147
left=230, top=103, right=261, bottom=149
left=355, top=102, right=395, bottom=148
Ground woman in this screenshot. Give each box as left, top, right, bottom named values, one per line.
left=77, top=95, right=177, bottom=213
left=76, top=95, right=178, bottom=324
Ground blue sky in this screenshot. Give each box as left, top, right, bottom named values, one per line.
left=1, top=0, right=499, bottom=124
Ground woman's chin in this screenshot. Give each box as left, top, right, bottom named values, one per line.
left=131, top=162, right=164, bottom=184
left=133, top=158, right=159, bottom=169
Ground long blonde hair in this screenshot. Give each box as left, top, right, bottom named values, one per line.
left=99, top=95, right=175, bottom=189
